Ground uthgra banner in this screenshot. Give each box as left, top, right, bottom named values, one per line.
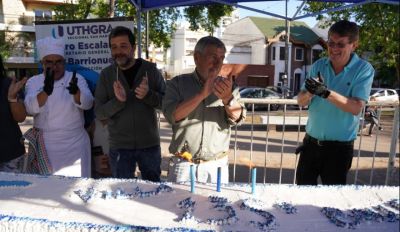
left=35, top=17, right=134, bottom=87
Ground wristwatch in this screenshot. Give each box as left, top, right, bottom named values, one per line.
left=224, top=96, right=236, bottom=107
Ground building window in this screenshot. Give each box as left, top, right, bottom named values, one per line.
left=185, top=50, right=194, bottom=56
left=279, top=47, right=285, bottom=60
left=35, top=10, right=52, bottom=22
left=312, top=49, right=323, bottom=63
left=295, top=48, right=304, bottom=61
left=272, top=47, right=276, bottom=61
left=186, top=38, right=197, bottom=47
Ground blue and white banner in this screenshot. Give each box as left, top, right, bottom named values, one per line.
left=35, top=18, right=134, bottom=88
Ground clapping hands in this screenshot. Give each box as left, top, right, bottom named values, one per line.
left=66, top=71, right=79, bottom=95
left=213, top=75, right=233, bottom=104
left=8, top=76, right=27, bottom=100
left=135, top=73, right=149, bottom=99
left=113, top=80, right=127, bottom=102
left=305, top=72, right=330, bottom=98
left=43, top=68, right=54, bottom=96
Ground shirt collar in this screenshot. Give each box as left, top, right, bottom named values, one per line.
left=193, top=69, right=204, bottom=86
left=325, top=53, right=359, bottom=71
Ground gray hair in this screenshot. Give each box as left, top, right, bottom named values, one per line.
left=194, top=36, right=226, bottom=54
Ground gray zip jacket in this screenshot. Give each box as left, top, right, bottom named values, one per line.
left=95, top=59, right=165, bottom=149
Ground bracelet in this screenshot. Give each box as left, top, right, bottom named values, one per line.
left=8, top=98, right=18, bottom=103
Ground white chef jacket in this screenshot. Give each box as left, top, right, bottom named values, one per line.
left=24, top=71, right=94, bottom=177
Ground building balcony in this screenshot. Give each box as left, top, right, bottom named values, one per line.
left=6, top=56, right=35, bottom=64
left=18, top=15, right=34, bottom=26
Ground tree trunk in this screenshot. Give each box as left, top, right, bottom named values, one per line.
left=109, top=0, right=115, bottom=17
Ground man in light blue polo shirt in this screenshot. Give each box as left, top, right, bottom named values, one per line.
left=296, top=20, right=374, bottom=185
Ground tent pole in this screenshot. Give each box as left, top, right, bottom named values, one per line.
left=146, top=11, right=149, bottom=60
left=284, top=0, right=289, bottom=98
left=137, top=7, right=142, bottom=58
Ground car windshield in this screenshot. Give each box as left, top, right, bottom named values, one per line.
left=370, top=89, right=380, bottom=95
left=240, top=88, right=255, bottom=97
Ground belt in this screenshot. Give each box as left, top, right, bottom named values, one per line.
left=192, top=152, right=228, bottom=164
left=305, top=134, right=354, bottom=147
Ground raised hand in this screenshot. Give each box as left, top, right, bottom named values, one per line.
left=305, top=72, right=330, bottom=98
left=213, top=75, right=233, bottom=104
left=113, top=80, right=127, bottom=102
left=66, top=71, right=79, bottom=95
left=8, top=76, right=28, bottom=100
left=43, top=67, right=54, bottom=96
left=135, top=73, right=149, bottom=99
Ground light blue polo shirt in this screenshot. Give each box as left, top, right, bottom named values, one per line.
left=303, top=53, right=374, bottom=141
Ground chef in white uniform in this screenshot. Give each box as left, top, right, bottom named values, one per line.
left=24, top=37, right=94, bottom=177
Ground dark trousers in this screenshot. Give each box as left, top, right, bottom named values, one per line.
left=367, top=116, right=379, bottom=135
left=109, top=146, right=161, bottom=182
left=296, top=135, right=354, bottom=185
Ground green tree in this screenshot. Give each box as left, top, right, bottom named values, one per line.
left=52, top=1, right=234, bottom=49
left=53, top=0, right=97, bottom=20
left=303, top=3, right=400, bottom=87
left=184, top=4, right=235, bottom=35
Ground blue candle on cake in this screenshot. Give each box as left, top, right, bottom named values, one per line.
left=251, top=167, right=257, bottom=195
left=190, top=165, right=195, bottom=193
left=217, top=167, right=221, bottom=192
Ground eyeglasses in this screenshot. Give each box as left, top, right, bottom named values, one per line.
left=327, top=40, right=350, bottom=49
left=43, top=59, right=65, bottom=67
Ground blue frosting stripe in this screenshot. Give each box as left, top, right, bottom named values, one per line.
left=0, top=180, right=32, bottom=187
left=0, top=213, right=214, bottom=232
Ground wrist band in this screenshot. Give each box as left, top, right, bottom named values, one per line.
left=8, top=98, right=18, bottom=103
left=322, top=90, right=331, bottom=99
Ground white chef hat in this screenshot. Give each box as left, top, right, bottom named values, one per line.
left=36, top=37, right=65, bottom=60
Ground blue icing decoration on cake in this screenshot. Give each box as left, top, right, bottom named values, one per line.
left=0, top=213, right=214, bottom=232
left=0, top=180, right=31, bottom=187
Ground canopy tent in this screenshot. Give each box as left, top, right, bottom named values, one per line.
left=126, top=0, right=399, bottom=85
left=127, top=0, right=398, bottom=54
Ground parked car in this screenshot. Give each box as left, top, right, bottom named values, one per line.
left=370, top=88, right=399, bottom=102
left=291, top=94, right=308, bottom=110
left=266, top=86, right=293, bottom=99
left=395, top=88, right=400, bottom=96
left=239, top=87, right=282, bottom=111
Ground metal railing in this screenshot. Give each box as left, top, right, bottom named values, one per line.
left=229, top=98, right=399, bottom=186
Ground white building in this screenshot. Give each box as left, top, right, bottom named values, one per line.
left=165, top=22, right=208, bottom=77
left=0, top=0, right=66, bottom=76
left=166, top=9, right=239, bottom=77
left=222, top=16, right=324, bottom=93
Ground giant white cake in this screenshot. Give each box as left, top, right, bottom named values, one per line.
left=0, top=172, right=399, bottom=232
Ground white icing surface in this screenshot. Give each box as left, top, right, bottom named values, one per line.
left=0, top=172, right=399, bottom=231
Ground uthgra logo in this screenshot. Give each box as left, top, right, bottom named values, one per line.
left=51, top=26, right=63, bottom=38
left=61, top=24, right=113, bottom=36
left=58, top=26, right=64, bottom=37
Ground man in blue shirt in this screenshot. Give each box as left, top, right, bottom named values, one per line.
left=296, top=20, right=374, bottom=185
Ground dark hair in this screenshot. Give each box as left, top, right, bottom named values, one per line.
left=328, top=20, right=359, bottom=42
left=194, top=36, right=226, bottom=54
left=108, top=26, right=136, bottom=47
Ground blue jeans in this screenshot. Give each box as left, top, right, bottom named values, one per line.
left=109, top=146, right=161, bottom=182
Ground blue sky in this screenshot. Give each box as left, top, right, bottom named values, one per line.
left=237, top=1, right=318, bottom=27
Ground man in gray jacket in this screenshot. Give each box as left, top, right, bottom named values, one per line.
left=95, top=26, right=165, bottom=181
